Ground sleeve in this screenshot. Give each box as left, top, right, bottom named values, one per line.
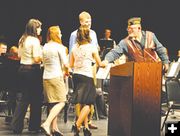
left=69, top=31, right=77, bottom=53
left=18, top=46, right=22, bottom=58
left=105, top=40, right=127, bottom=63
left=58, top=46, right=68, bottom=66
left=32, top=38, right=42, bottom=58
left=153, top=33, right=169, bottom=64
left=91, top=30, right=99, bottom=48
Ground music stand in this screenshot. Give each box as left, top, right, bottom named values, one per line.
left=99, top=39, right=114, bottom=50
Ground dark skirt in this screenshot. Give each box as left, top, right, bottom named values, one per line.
left=72, top=74, right=96, bottom=105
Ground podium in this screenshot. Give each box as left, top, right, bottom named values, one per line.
left=108, top=62, right=162, bottom=136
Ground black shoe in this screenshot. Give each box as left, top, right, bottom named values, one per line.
left=83, top=128, right=92, bottom=136
left=71, top=124, right=80, bottom=136
left=13, top=129, right=22, bottom=134
left=161, top=110, right=166, bottom=116
left=52, top=131, right=63, bottom=136
left=88, top=123, right=98, bottom=129
left=40, top=125, right=51, bottom=136
left=99, top=115, right=107, bottom=119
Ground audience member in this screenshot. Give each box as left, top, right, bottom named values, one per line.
left=178, top=50, right=180, bottom=62
left=0, top=43, right=8, bottom=91
left=99, top=28, right=116, bottom=58
left=5, top=46, right=20, bottom=118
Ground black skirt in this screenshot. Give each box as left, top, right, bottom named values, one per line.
left=72, top=74, right=96, bottom=105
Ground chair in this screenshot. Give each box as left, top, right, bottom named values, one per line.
left=161, top=78, right=180, bottom=130
left=0, top=90, right=9, bottom=118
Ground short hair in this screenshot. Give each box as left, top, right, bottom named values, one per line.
left=46, top=26, right=62, bottom=44
left=0, top=42, right=7, bottom=47
left=105, top=29, right=111, bottom=33
left=79, top=11, right=91, bottom=22
left=76, top=25, right=91, bottom=45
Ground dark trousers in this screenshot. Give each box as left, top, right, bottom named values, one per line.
left=11, top=64, right=43, bottom=133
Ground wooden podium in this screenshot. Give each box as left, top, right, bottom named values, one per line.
left=108, top=62, right=162, bottom=136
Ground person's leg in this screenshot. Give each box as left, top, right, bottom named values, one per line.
left=41, top=102, right=65, bottom=135
left=28, top=100, right=42, bottom=131
left=76, top=105, right=90, bottom=127
left=75, top=105, right=92, bottom=136
left=11, top=92, right=29, bottom=134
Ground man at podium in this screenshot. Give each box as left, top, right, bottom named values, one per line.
left=102, top=17, right=169, bottom=71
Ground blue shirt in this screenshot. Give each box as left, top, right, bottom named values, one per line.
left=105, top=31, right=169, bottom=64
left=69, top=29, right=99, bottom=53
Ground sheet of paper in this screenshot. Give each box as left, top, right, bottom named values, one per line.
left=96, top=63, right=112, bottom=79
left=166, top=62, right=180, bottom=78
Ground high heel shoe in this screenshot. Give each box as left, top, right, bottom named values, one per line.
left=83, top=128, right=92, bottom=136
left=41, top=124, right=51, bottom=136
left=52, top=131, right=63, bottom=136
left=71, top=123, right=80, bottom=136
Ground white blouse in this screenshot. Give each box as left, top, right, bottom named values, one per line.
left=72, top=43, right=98, bottom=78
left=42, top=42, right=68, bottom=79
left=18, top=36, right=42, bottom=65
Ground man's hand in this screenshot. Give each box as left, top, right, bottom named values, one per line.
left=163, top=63, right=169, bottom=73
left=100, top=60, right=109, bottom=68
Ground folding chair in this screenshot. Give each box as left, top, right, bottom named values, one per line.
left=0, top=90, right=9, bottom=118
left=161, top=78, right=180, bottom=130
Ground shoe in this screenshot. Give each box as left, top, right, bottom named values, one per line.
left=83, top=128, right=92, bottom=136
left=71, top=123, right=80, bottom=136
left=161, top=110, right=166, bottom=116
left=99, top=115, right=107, bottom=119
left=88, top=123, right=98, bottom=129
left=12, top=129, right=22, bottom=134
left=52, top=131, right=63, bottom=136
left=41, top=124, right=51, bottom=136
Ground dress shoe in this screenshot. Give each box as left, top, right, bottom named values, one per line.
left=161, top=110, right=166, bottom=116
left=71, top=123, right=80, bottom=136
left=52, top=131, right=63, bottom=136
left=12, top=129, right=22, bottom=134
left=29, top=130, right=42, bottom=134
left=83, top=128, right=92, bottom=136
left=88, top=123, right=98, bottom=129
left=41, top=124, right=51, bottom=136
left=99, top=115, right=107, bottom=119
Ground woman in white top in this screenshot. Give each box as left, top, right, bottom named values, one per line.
left=70, top=25, right=105, bottom=136
left=11, top=19, right=43, bottom=134
left=41, top=26, right=69, bottom=136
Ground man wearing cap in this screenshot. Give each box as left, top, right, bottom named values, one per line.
left=102, top=17, right=169, bottom=71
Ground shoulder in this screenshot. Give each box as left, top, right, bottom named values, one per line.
left=26, top=36, right=40, bottom=45
left=27, top=36, right=39, bottom=42
left=145, top=30, right=155, bottom=36
left=71, top=30, right=78, bottom=36
left=90, top=29, right=97, bottom=35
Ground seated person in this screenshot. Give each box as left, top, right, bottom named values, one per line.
left=99, top=29, right=116, bottom=59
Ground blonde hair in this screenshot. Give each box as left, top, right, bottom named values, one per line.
left=46, top=26, right=62, bottom=44
left=79, top=11, right=91, bottom=22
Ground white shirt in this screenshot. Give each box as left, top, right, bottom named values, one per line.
left=72, top=43, right=98, bottom=78
left=69, top=29, right=99, bottom=53
left=18, top=36, right=42, bottom=64
left=42, top=42, right=68, bottom=79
